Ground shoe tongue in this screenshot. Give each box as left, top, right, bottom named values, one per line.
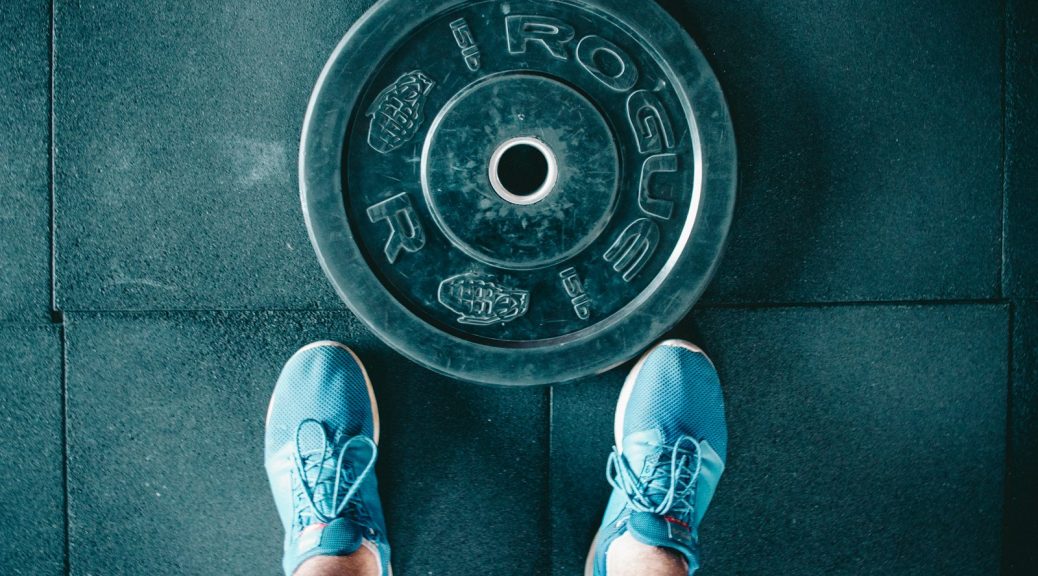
left=627, top=512, right=699, bottom=571
left=626, top=442, right=676, bottom=510
left=622, top=430, right=703, bottom=511
left=309, top=467, right=342, bottom=515
left=289, top=518, right=364, bottom=576
left=316, top=517, right=363, bottom=552
left=303, top=438, right=368, bottom=517
left=297, top=517, right=362, bottom=557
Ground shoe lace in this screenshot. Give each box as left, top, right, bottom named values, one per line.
left=607, top=435, right=702, bottom=523
left=292, top=419, right=377, bottom=527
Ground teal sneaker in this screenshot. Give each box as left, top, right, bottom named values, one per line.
left=265, top=341, right=391, bottom=576
left=586, top=340, right=728, bottom=575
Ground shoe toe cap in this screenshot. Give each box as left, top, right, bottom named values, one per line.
left=266, top=342, right=375, bottom=449
left=624, top=341, right=728, bottom=460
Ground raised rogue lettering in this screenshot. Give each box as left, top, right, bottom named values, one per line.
left=627, top=90, right=675, bottom=154
left=505, top=15, right=574, bottom=61
left=604, top=218, right=661, bottom=282
left=638, top=154, right=678, bottom=220
left=576, top=35, right=638, bottom=92
left=366, top=193, right=426, bottom=263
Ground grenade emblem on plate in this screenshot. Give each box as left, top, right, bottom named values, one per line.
left=437, top=273, right=530, bottom=327
left=366, top=70, right=435, bottom=154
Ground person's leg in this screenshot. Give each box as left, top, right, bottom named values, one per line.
left=265, top=341, right=392, bottom=576
left=605, top=533, right=688, bottom=576
left=586, top=339, right=729, bottom=576
left=294, top=546, right=379, bottom=576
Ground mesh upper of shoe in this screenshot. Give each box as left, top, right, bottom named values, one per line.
left=265, top=343, right=390, bottom=576
left=623, top=344, right=727, bottom=461
left=266, top=345, right=374, bottom=459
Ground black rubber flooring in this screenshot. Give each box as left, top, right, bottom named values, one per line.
left=0, top=1, right=1034, bottom=574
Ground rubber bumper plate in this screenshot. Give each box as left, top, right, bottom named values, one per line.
left=301, top=0, right=736, bottom=386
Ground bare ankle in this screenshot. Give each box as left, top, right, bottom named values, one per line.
left=606, top=532, right=688, bottom=576
left=294, top=544, right=379, bottom=576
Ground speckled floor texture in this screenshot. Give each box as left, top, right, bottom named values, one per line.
left=1, top=1, right=1035, bottom=575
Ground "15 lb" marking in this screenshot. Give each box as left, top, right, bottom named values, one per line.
left=450, top=18, right=481, bottom=71
left=560, top=267, right=592, bottom=320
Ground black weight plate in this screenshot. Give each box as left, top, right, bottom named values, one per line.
left=301, top=0, right=736, bottom=386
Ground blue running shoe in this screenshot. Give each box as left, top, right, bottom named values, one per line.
left=586, top=340, right=728, bottom=576
left=265, top=341, right=391, bottom=576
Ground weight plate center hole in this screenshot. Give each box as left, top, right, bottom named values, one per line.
left=489, top=137, right=558, bottom=206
